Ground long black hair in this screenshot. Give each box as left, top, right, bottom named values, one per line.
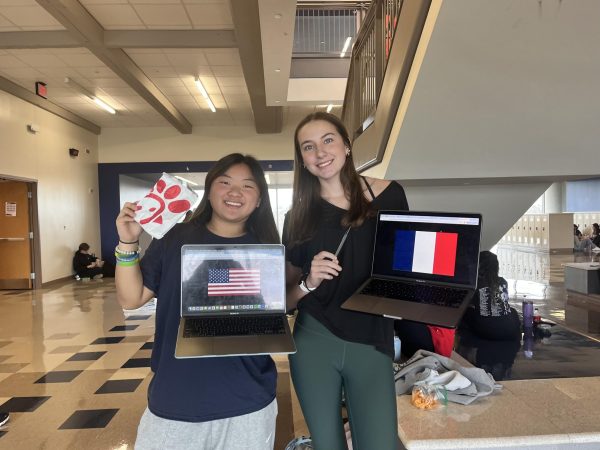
left=287, top=112, right=371, bottom=247
left=478, top=250, right=501, bottom=293
left=187, top=153, right=280, bottom=245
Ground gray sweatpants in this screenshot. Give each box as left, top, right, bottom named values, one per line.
left=134, top=399, right=277, bottom=450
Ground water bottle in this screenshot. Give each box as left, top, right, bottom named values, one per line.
left=522, top=300, right=534, bottom=328
left=393, top=336, right=401, bottom=362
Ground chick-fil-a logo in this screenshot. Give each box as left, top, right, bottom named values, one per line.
left=137, top=178, right=191, bottom=225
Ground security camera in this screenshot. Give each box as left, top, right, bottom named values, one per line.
left=69, top=148, right=79, bottom=157
left=27, top=123, right=40, bottom=133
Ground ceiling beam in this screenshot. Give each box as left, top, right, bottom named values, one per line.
left=0, top=31, right=79, bottom=49
left=35, top=0, right=192, bottom=134
left=0, top=30, right=237, bottom=50
left=104, top=30, right=237, bottom=48
left=230, top=0, right=282, bottom=134
left=0, top=76, right=101, bottom=135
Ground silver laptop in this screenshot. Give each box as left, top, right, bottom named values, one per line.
left=341, top=211, right=482, bottom=328
left=175, top=244, right=296, bottom=358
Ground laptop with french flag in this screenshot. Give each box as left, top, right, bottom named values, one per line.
left=342, top=211, right=482, bottom=328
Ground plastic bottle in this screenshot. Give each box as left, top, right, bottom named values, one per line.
left=522, top=300, right=534, bottom=328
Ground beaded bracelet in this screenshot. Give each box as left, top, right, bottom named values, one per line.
left=115, top=245, right=140, bottom=256
left=114, top=251, right=139, bottom=261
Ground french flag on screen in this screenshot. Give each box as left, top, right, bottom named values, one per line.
left=393, top=231, right=458, bottom=276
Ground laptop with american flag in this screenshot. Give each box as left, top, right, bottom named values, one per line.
left=175, top=244, right=295, bottom=358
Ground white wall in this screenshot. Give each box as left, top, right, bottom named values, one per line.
left=99, top=125, right=296, bottom=163
left=544, top=183, right=563, bottom=214
left=0, top=91, right=99, bottom=283
left=403, top=182, right=551, bottom=250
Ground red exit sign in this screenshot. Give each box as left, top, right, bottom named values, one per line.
left=35, top=81, right=47, bottom=99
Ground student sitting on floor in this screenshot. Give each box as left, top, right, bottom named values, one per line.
left=73, top=243, right=104, bottom=279
left=461, top=250, right=520, bottom=341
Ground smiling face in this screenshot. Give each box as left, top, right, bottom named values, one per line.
left=208, top=163, right=261, bottom=227
left=296, top=119, right=348, bottom=182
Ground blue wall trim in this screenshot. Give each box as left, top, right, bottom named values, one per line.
left=98, top=160, right=294, bottom=265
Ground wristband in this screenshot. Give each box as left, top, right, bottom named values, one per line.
left=298, top=274, right=316, bottom=293
left=119, top=239, right=139, bottom=245
left=116, top=258, right=140, bottom=267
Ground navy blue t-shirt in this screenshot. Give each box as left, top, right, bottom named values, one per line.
left=140, top=221, right=277, bottom=422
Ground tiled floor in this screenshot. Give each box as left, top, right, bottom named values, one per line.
left=0, top=247, right=599, bottom=448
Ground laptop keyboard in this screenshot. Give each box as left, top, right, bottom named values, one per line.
left=360, top=279, right=468, bottom=308
left=184, top=315, right=286, bottom=338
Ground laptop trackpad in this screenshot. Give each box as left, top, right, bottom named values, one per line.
left=212, top=336, right=261, bottom=355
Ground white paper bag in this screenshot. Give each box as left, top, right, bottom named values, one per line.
left=135, top=172, right=198, bottom=239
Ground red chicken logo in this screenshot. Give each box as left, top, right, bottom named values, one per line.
left=137, top=178, right=191, bottom=225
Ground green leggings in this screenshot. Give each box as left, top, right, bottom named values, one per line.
left=289, top=311, right=398, bottom=450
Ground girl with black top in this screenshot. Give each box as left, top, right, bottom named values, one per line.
left=115, top=154, right=279, bottom=450
left=283, top=112, right=408, bottom=450
left=461, top=250, right=520, bottom=341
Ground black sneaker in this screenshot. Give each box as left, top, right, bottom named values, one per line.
left=0, top=412, right=9, bottom=427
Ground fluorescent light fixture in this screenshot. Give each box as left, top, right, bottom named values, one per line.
left=195, top=77, right=217, bottom=113
left=326, top=104, right=333, bottom=113
left=194, top=77, right=209, bottom=98
left=174, top=175, right=199, bottom=186
left=205, top=97, right=216, bottom=113
left=340, top=36, right=352, bottom=58
left=92, top=97, right=116, bottom=114
left=64, top=77, right=117, bottom=114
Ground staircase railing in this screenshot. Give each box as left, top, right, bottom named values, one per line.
left=341, top=0, right=431, bottom=171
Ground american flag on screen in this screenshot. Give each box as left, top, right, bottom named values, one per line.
left=207, top=268, right=261, bottom=296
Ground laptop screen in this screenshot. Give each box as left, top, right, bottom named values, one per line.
left=181, top=244, right=286, bottom=317
left=371, top=211, right=481, bottom=287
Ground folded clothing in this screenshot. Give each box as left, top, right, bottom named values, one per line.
left=395, top=349, right=501, bottom=405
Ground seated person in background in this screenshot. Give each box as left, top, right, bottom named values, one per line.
left=574, top=234, right=599, bottom=252
left=461, top=250, right=520, bottom=341
left=592, top=223, right=600, bottom=247
left=73, top=243, right=104, bottom=279
left=574, top=224, right=583, bottom=238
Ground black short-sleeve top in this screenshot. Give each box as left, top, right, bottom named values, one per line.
left=284, top=181, right=409, bottom=358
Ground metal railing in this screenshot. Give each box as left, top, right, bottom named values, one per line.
left=342, top=0, right=404, bottom=138
left=293, top=5, right=369, bottom=58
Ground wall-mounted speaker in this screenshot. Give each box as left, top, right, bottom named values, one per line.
left=69, top=148, right=79, bottom=157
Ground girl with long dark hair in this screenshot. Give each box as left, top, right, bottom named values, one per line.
left=283, top=112, right=408, bottom=450
left=462, top=250, right=520, bottom=340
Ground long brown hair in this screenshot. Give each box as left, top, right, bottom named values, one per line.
left=286, top=112, right=371, bottom=247
left=187, top=153, right=280, bottom=244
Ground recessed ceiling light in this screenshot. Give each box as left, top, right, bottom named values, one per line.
left=274, top=68, right=281, bottom=73
left=326, top=104, right=333, bottom=113
left=274, top=13, right=282, bottom=19
left=93, top=97, right=116, bottom=115
left=64, top=77, right=117, bottom=114
left=195, top=77, right=216, bottom=113
left=275, top=100, right=280, bottom=103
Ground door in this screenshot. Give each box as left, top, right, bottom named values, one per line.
left=0, top=180, right=33, bottom=289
